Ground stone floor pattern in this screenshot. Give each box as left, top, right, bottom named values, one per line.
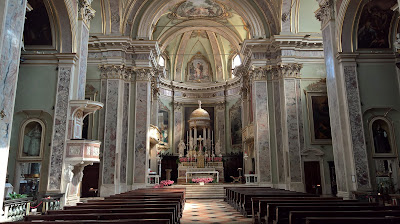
left=180, top=199, right=252, bottom=224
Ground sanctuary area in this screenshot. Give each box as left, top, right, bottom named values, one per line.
left=1, top=0, right=400, bottom=222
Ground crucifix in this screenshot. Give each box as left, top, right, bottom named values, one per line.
left=198, top=100, right=202, bottom=108
left=197, top=135, right=204, bottom=152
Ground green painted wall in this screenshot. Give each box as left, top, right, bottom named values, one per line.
left=298, top=0, right=321, bottom=33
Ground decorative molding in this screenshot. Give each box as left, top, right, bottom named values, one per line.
left=271, top=64, right=303, bottom=79
left=301, top=147, right=325, bottom=157
left=99, top=64, right=133, bottom=81
left=315, top=0, right=334, bottom=28
left=135, top=68, right=154, bottom=81
left=78, top=0, right=96, bottom=24
left=305, top=78, right=327, bottom=93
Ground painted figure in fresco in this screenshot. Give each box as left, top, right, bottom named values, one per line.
left=373, top=125, right=391, bottom=153
left=195, top=62, right=204, bottom=79
left=23, top=124, right=42, bottom=156
left=178, top=140, right=186, bottom=157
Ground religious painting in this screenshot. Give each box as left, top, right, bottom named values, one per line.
left=176, top=0, right=224, bottom=18
left=23, top=0, right=53, bottom=46
left=230, top=101, right=242, bottom=146
left=370, top=117, right=396, bottom=157
left=18, top=119, right=45, bottom=161
left=357, top=0, right=396, bottom=49
left=158, top=110, right=169, bottom=147
left=186, top=54, right=212, bottom=82
left=306, top=92, right=332, bottom=144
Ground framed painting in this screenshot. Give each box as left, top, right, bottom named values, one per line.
left=175, top=0, right=224, bottom=18
left=186, top=54, right=212, bottom=82
left=306, top=92, right=332, bottom=144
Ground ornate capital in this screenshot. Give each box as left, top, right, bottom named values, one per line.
left=78, top=0, right=95, bottom=23
left=271, top=63, right=303, bottom=79
left=249, top=67, right=268, bottom=81
left=99, top=64, right=132, bottom=81
left=135, top=68, right=154, bottom=81
left=216, top=102, right=225, bottom=111
left=315, top=0, right=334, bottom=28
left=174, top=102, right=182, bottom=111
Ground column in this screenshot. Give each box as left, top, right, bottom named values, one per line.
left=74, top=0, right=95, bottom=100
left=315, top=0, right=371, bottom=198
left=0, top=0, right=27, bottom=215
left=173, top=102, right=182, bottom=154
left=251, top=68, right=272, bottom=185
left=203, top=127, right=207, bottom=149
left=194, top=127, right=197, bottom=149
left=272, top=64, right=305, bottom=192
left=133, top=69, right=152, bottom=186
left=48, top=54, right=78, bottom=192
left=99, top=65, right=131, bottom=196
left=216, top=102, right=226, bottom=154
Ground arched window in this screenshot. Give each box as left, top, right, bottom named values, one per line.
left=232, top=55, right=242, bottom=70
left=18, top=119, right=45, bottom=160
left=159, top=56, right=165, bottom=67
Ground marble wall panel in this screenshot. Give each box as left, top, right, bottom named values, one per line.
left=343, top=65, right=370, bottom=189
left=174, top=109, right=182, bottom=153
left=0, top=0, right=26, bottom=150
left=284, top=79, right=302, bottom=182
left=110, top=0, right=120, bottom=34
left=273, top=82, right=285, bottom=183
left=296, top=79, right=305, bottom=161
left=102, top=80, right=119, bottom=185
left=254, top=82, right=271, bottom=183
left=134, top=82, right=150, bottom=183
left=77, top=25, right=89, bottom=99
left=322, top=26, right=347, bottom=192
left=120, top=82, right=130, bottom=183
left=48, top=67, right=72, bottom=190
left=98, top=80, right=107, bottom=151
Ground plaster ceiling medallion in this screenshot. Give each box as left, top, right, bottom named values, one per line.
left=170, top=0, right=229, bottom=20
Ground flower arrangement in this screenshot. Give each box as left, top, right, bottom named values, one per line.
left=192, top=177, right=213, bottom=184
left=160, top=180, right=174, bottom=186
left=214, top=157, right=222, bottom=162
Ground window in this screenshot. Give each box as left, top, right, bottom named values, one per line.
left=232, top=55, right=241, bottom=69
left=158, top=56, right=165, bottom=67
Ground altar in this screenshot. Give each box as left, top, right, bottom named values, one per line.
left=177, top=101, right=224, bottom=184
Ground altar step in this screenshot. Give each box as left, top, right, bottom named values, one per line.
left=170, top=185, right=225, bottom=199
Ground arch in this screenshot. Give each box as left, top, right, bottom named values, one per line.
left=48, top=0, right=74, bottom=53
left=129, top=0, right=270, bottom=39
left=369, top=116, right=397, bottom=157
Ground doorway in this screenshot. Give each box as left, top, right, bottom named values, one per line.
left=304, top=161, right=322, bottom=195
left=81, top=163, right=99, bottom=198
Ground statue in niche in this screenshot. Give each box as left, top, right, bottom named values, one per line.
left=178, top=140, right=186, bottom=158
left=23, top=123, right=42, bottom=157
left=373, top=124, right=391, bottom=153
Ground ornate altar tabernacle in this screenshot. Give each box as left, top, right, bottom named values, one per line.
left=178, top=101, right=224, bottom=184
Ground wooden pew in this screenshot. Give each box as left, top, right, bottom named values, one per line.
left=25, top=212, right=174, bottom=224
left=253, top=198, right=348, bottom=223
left=273, top=205, right=400, bottom=224
left=12, top=219, right=170, bottom=224
left=290, top=210, right=400, bottom=224
left=305, top=216, right=400, bottom=224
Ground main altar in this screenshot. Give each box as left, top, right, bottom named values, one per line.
left=177, top=101, right=224, bottom=183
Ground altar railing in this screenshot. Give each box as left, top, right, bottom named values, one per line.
left=3, top=197, right=32, bottom=222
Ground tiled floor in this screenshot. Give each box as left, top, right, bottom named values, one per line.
left=180, top=199, right=252, bottom=224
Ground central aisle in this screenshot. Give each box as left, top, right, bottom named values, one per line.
left=180, top=199, right=252, bottom=224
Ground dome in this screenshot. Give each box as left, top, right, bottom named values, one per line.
left=189, top=101, right=210, bottom=120
left=190, top=108, right=210, bottom=120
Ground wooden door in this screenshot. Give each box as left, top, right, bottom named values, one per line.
left=304, top=161, right=322, bottom=195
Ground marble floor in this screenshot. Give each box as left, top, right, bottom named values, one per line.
left=180, top=199, right=252, bottom=224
